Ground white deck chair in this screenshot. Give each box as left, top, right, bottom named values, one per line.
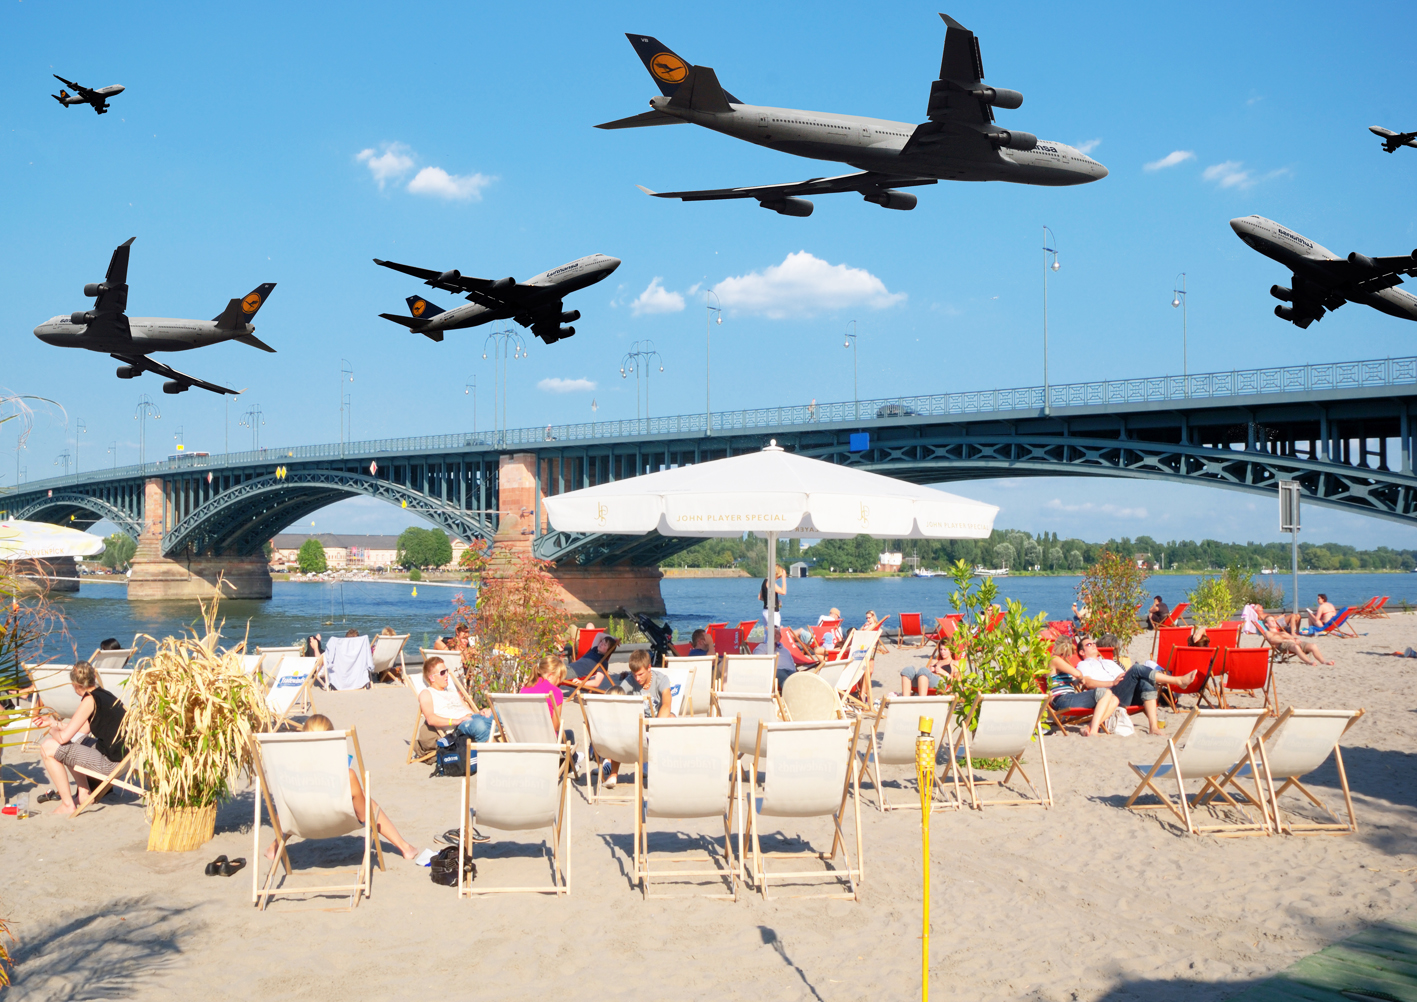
left=711, top=691, right=782, bottom=762
left=951, top=693, right=1053, bottom=810
left=665, top=656, right=714, bottom=715
left=88, top=648, right=134, bottom=676
left=404, top=670, right=442, bottom=764
left=1223, top=708, right=1365, bottom=835
left=656, top=663, right=697, bottom=717
left=1124, top=708, right=1269, bottom=836
left=28, top=666, right=80, bottom=719
left=722, top=655, right=775, bottom=694
left=577, top=693, right=646, bottom=804
left=459, top=741, right=571, bottom=895
left=255, top=646, right=300, bottom=684
left=323, top=636, right=374, bottom=691
left=370, top=633, right=410, bottom=682
left=636, top=717, right=741, bottom=900
left=747, top=719, right=864, bottom=900
left=252, top=728, right=383, bottom=910
left=240, top=655, right=262, bottom=678
left=265, top=657, right=317, bottom=730
left=862, top=694, right=960, bottom=812
left=780, top=671, right=842, bottom=722
left=489, top=692, right=559, bottom=743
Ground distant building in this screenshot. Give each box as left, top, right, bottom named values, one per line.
left=877, top=551, right=903, bottom=573
left=788, top=561, right=809, bottom=578
left=270, top=533, right=468, bottom=570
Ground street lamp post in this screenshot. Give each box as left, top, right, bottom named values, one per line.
left=1171, top=273, right=1188, bottom=393
left=464, top=375, right=477, bottom=435
left=133, top=394, right=161, bottom=468
left=339, top=358, right=354, bottom=456
left=107, top=440, right=117, bottom=470
left=1042, top=226, right=1060, bottom=414
left=54, top=449, right=70, bottom=477
left=620, top=340, right=665, bottom=433
left=482, top=327, right=525, bottom=447
left=844, top=320, right=859, bottom=420
left=705, top=291, right=721, bottom=435
left=75, top=419, right=86, bottom=475
left=173, top=426, right=184, bottom=457
left=239, top=404, right=265, bottom=452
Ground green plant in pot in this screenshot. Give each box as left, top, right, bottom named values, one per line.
left=120, top=596, right=272, bottom=852
left=1075, top=550, right=1149, bottom=649
left=1186, top=575, right=1234, bottom=629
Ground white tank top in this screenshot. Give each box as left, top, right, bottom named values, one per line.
left=426, top=685, right=467, bottom=720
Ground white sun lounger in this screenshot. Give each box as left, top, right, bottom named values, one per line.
left=460, top=741, right=571, bottom=896
left=635, top=717, right=741, bottom=900
left=370, top=633, right=410, bottom=682
left=1125, top=708, right=1270, bottom=836
left=88, top=648, right=135, bottom=676
left=489, top=692, right=559, bottom=743
left=951, top=693, right=1053, bottom=810
left=28, top=665, right=80, bottom=719
left=254, top=646, right=301, bottom=685
left=252, top=727, right=384, bottom=910
left=265, top=657, right=317, bottom=730
left=656, top=662, right=698, bottom=718
left=323, top=635, right=374, bottom=691
left=747, top=718, right=864, bottom=900
left=862, top=694, right=960, bottom=812
left=664, top=656, right=714, bottom=715
left=721, top=655, right=775, bottom=694
left=577, top=693, right=645, bottom=804
left=711, top=691, right=782, bottom=762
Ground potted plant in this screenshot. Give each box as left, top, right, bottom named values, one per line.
left=1186, top=575, right=1234, bottom=629
left=1076, top=550, right=1149, bottom=648
left=120, top=598, right=272, bottom=852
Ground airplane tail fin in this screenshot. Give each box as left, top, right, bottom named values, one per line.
left=624, top=33, right=742, bottom=103
left=405, top=295, right=446, bottom=320
left=213, top=282, right=276, bottom=328
left=53, top=91, right=70, bottom=106
left=379, top=313, right=445, bottom=341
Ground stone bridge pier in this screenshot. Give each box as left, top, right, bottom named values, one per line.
left=127, top=478, right=273, bottom=601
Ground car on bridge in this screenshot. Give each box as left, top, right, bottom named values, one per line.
left=876, top=403, right=920, bottom=419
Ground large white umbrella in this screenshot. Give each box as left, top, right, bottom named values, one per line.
left=0, top=520, right=107, bottom=561
left=543, top=442, right=998, bottom=655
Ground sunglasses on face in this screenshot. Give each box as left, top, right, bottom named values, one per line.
left=434, top=669, right=449, bottom=678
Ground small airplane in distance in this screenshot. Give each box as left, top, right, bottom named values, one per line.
left=51, top=74, right=124, bottom=114
left=1230, top=215, right=1417, bottom=328
left=1370, top=126, right=1417, bottom=154
left=33, top=238, right=277, bottom=395
left=372, top=254, right=621, bottom=344
left=598, top=13, right=1106, bottom=216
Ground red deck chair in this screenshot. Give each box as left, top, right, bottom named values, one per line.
left=711, top=627, right=743, bottom=657
left=1041, top=676, right=1145, bottom=735
left=1215, top=647, right=1276, bottom=715
left=1096, top=647, right=1116, bottom=662
left=706, top=622, right=727, bottom=631
left=1153, top=625, right=1192, bottom=669
left=777, top=626, right=820, bottom=668
left=896, top=613, right=925, bottom=649
left=1160, top=602, right=1189, bottom=628
left=1373, top=596, right=1391, bottom=618
left=576, top=627, right=602, bottom=660
left=1208, top=624, right=1241, bottom=650
left=671, top=643, right=691, bottom=657
left=1046, top=620, right=1074, bottom=637
left=1160, top=646, right=1219, bottom=711
left=1351, top=597, right=1378, bottom=618
left=736, top=620, right=760, bottom=644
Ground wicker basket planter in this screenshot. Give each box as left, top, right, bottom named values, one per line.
left=147, top=804, right=217, bottom=852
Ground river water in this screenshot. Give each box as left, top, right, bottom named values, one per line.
left=32, top=571, right=1417, bottom=662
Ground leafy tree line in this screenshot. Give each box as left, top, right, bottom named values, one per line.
left=397, top=527, right=453, bottom=569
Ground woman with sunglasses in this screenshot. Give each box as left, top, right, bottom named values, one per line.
left=416, top=656, right=493, bottom=745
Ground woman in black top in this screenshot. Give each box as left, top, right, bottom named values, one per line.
left=760, top=563, right=786, bottom=626
left=38, top=661, right=128, bottom=816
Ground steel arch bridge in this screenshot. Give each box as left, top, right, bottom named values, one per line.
left=5, top=355, right=1417, bottom=568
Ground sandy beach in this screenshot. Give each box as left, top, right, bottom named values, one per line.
left=3, top=616, right=1415, bottom=1001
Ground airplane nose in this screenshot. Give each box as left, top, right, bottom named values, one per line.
left=1229, top=217, right=1246, bottom=234
left=1093, top=160, right=1108, bottom=179
left=604, top=257, right=622, bottom=272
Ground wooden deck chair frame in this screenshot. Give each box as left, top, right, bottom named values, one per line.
left=862, top=694, right=961, bottom=812
left=895, top=613, right=926, bottom=649
left=489, top=692, right=559, bottom=744
left=948, top=694, right=1053, bottom=810
left=665, top=656, right=714, bottom=715
left=747, top=718, right=864, bottom=901
left=251, top=727, right=385, bottom=910
left=71, top=752, right=148, bottom=817
left=1123, top=709, right=1270, bottom=837
left=265, top=656, right=317, bottom=730
left=459, top=741, right=572, bottom=895
left=634, top=716, right=741, bottom=901
left=254, top=645, right=301, bottom=685
left=1216, top=647, right=1278, bottom=716
left=1237, top=707, right=1365, bottom=835
left=575, top=692, right=646, bottom=804
left=370, top=633, right=410, bottom=684
left=405, top=665, right=484, bottom=763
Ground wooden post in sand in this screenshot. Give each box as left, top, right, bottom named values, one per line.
left=916, top=715, right=935, bottom=1002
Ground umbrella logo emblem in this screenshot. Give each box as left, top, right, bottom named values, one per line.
left=596, top=502, right=608, bottom=526
left=651, top=52, right=687, bottom=85
left=858, top=502, right=870, bottom=526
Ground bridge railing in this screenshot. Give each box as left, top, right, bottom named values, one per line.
left=10, top=355, right=1417, bottom=493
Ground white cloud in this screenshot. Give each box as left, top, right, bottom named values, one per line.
left=711, top=251, right=906, bottom=319
left=1200, top=161, right=1289, bottom=190
left=406, top=166, right=494, bottom=202
left=355, top=143, right=415, bottom=189
left=1075, top=138, right=1101, bottom=154
left=538, top=377, right=597, bottom=393
left=1144, top=150, right=1195, bottom=172
left=1044, top=498, right=1149, bottom=520
left=630, top=277, right=685, bottom=316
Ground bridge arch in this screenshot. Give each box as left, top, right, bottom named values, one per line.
left=162, top=470, right=496, bottom=557
left=11, top=492, right=143, bottom=539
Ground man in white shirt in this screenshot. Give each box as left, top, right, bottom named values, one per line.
left=1074, top=638, right=1194, bottom=736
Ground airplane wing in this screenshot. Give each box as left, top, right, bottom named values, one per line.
left=638, top=171, right=938, bottom=202
left=1306, top=251, right=1417, bottom=293
left=78, top=238, right=134, bottom=341
left=53, top=74, right=87, bottom=95
left=109, top=353, right=239, bottom=396
left=373, top=258, right=533, bottom=310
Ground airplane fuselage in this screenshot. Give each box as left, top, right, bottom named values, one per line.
left=413, top=253, right=620, bottom=332
left=33, top=316, right=256, bottom=353
left=1230, top=215, right=1417, bottom=322
left=647, top=98, right=1107, bottom=186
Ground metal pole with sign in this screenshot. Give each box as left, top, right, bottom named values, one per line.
left=1279, top=481, right=1301, bottom=618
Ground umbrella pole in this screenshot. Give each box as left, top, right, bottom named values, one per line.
left=766, top=530, right=778, bottom=660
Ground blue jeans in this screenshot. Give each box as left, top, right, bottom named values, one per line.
left=455, top=714, right=493, bottom=742
left=1110, top=666, right=1162, bottom=708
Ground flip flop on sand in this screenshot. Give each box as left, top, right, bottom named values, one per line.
left=36, top=791, right=60, bottom=804
left=204, top=855, right=228, bottom=876
left=218, top=858, right=246, bottom=877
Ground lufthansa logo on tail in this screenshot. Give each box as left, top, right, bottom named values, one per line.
left=241, top=293, right=262, bottom=314
left=651, top=52, right=687, bottom=85
left=411, top=299, right=428, bottom=317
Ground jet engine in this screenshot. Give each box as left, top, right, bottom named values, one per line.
left=758, top=197, right=814, bottom=217
left=1274, top=305, right=1296, bottom=322
left=437, top=269, right=461, bottom=285
left=975, top=87, right=1023, bottom=109
left=559, top=310, right=581, bottom=324
left=863, top=190, right=917, bottom=211
left=558, top=325, right=575, bottom=339
left=83, top=282, right=110, bottom=297
left=489, top=277, right=516, bottom=291
left=991, top=130, right=1038, bottom=152
left=1347, top=252, right=1375, bottom=270
left=115, top=365, right=139, bottom=379
left=1270, top=285, right=1293, bottom=302
left=70, top=311, right=95, bottom=325
left=162, top=380, right=189, bottom=394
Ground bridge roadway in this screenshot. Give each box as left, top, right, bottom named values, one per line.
left=4, top=355, right=1417, bottom=606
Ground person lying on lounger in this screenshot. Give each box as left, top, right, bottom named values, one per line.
left=418, top=657, right=494, bottom=742
left=687, top=629, right=713, bottom=658
left=1259, top=616, right=1335, bottom=666
left=564, top=633, right=619, bottom=693
left=1047, top=637, right=1116, bottom=738
left=265, top=714, right=420, bottom=861
left=1303, top=594, right=1338, bottom=632
left=1074, top=637, right=1196, bottom=736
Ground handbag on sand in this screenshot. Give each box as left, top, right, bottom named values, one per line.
left=429, top=845, right=476, bottom=887
left=1108, top=707, right=1136, bottom=737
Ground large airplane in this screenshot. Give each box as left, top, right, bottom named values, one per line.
left=51, top=74, right=124, bottom=115
left=597, top=14, right=1106, bottom=216
left=1230, top=216, right=1417, bottom=329
left=372, top=254, right=620, bottom=344
left=1370, top=126, right=1417, bottom=154
left=33, top=238, right=277, bottom=395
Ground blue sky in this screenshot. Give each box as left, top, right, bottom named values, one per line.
left=3, top=1, right=1416, bottom=549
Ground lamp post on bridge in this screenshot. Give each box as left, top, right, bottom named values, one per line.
left=54, top=449, right=70, bottom=477
left=107, top=440, right=117, bottom=470
left=239, top=404, right=265, bottom=452
left=1171, top=273, right=1188, bottom=394
left=133, top=394, right=160, bottom=468
left=1042, top=226, right=1060, bottom=416
left=844, top=320, right=859, bottom=421
left=339, top=358, right=354, bottom=457
left=173, top=426, right=184, bottom=458
left=464, top=374, right=477, bottom=435
left=482, top=327, right=525, bottom=448
left=620, top=339, right=664, bottom=434
left=705, top=290, right=721, bottom=436
left=75, top=419, right=86, bottom=475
